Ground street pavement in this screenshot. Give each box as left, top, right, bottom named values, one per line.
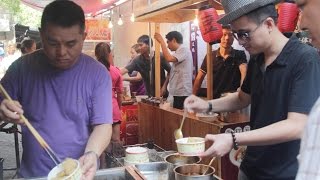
left=0, top=124, right=22, bottom=180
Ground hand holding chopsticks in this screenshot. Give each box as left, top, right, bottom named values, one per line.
left=0, top=84, right=61, bottom=165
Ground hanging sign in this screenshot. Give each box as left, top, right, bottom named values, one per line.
left=85, top=19, right=111, bottom=41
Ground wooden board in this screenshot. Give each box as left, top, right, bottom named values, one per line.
left=154, top=23, right=161, bottom=97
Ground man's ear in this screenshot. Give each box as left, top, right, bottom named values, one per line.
left=82, top=32, right=87, bottom=40
left=265, top=17, right=275, bottom=28
left=39, top=28, right=45, bottom=42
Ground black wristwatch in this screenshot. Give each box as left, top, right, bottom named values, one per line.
left=207, top=102, right=213, bottom=113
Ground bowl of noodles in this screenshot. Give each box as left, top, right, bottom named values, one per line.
left=176, top=137, right=205, bottom=156
left=48, top=158, right=82, bottom=180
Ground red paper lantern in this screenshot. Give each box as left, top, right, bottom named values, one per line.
left=198, top=5, right=223, bottom=45
left=277, top=1, right=299, bottom=33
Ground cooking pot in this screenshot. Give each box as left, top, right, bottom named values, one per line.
left=174, top=164, right=216, bottom=180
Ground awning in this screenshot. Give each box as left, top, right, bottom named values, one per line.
left=21, top=0, right=119, bottom=15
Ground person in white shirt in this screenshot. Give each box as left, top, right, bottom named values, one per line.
left=154, top=31, right=193, bottom=109
left=0, top=43, right=21, bottom=79
left=294, top=0, right=320, bottom=179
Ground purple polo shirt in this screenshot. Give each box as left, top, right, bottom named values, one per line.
left=1, top=50, right=113, bottom=178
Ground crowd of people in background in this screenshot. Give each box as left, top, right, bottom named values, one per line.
left=0, top=38, right=38, bottom=79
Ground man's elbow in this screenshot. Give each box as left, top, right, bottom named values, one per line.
left=287, top=113, right=308, bottom=139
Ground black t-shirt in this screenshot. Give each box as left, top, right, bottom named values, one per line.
left=240, top=37, right=320, bottom=180
left=125, top=53, right=171, bottom=97
left=200, top=48, right=247, bottom=98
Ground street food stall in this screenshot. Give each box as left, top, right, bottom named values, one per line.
left=131, top=0, right=250, bottom=179
left=2, top=0, right=253, bottom=179
left=137, top=100, right=249, bottom=179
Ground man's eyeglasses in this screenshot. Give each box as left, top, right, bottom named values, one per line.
left=232, top=19, right=266, bottom=42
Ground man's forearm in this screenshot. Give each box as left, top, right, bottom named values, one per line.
left=160, top=43, right=177, bottom=62
left=210, top=91, right=250, bottom=112
left=239, top=63, right=247, bottom=86
left=85, top=124, right=112, bottom=156
left=193, top=71, right=205, bottom=95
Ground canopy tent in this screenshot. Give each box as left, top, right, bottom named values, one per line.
left=21, top=0, right=120, bottom=15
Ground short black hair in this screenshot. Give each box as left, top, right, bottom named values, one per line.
left=137, top=35, right=153, bottom=47
left=41, top=0, right=85, bottom=33
left=245, top=4, right=278, bottom=25
left=165, top=31, right=183, bottom=44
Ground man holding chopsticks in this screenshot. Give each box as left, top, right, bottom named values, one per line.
left=0, top=1, right=112, bottom=179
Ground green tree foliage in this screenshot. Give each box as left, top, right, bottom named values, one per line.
left=0, top=0, right=41, bottom=28
left=0, top=0, right=20, bottom=15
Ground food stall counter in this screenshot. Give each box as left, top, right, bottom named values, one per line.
left=138, top=102, right=250, bottom=180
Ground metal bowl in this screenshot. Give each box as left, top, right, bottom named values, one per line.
left=165, top=154, right=201, bottom=180
left=165, top=154, right=201, bottom=165
left=174, top=164, right=216, bottom=180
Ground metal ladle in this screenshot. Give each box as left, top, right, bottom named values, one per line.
left=174, top=109, right=187, bottom=140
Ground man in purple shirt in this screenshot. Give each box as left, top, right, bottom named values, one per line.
left=0, top=1, right=112, bottom=179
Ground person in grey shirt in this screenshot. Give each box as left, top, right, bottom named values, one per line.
left=154, top=31, right=193, bottom=109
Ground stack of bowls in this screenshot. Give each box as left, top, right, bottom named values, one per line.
left=124, top=147, right=149, bottom=165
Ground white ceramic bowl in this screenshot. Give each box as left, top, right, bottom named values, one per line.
left=176, top=137, right=205, bottom=156
left=125, top=147, right=149, bottom=163
left=48, top=159, right=81, bottom=180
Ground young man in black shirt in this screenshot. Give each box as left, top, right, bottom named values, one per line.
left=193, top=25, right=247, bottom=98
left=184, top=1, right=320, bottom=179
left=121, top=35, right=171, bottom=97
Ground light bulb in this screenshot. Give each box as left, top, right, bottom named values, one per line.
left=194, top=15, right=199, bottom=26
left=117, top=17, right=123, bottom=25
left=130, top=13, right=135, bottom=22
left=108, top=21, right=113, bottom=28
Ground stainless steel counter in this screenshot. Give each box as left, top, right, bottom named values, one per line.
left=20, top=166, right=144, bottom=180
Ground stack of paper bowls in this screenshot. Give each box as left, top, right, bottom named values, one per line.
left=124, top=147, right=149, bottom=165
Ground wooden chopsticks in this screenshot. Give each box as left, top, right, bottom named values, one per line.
left=0, top=84, right=61, bottom=165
